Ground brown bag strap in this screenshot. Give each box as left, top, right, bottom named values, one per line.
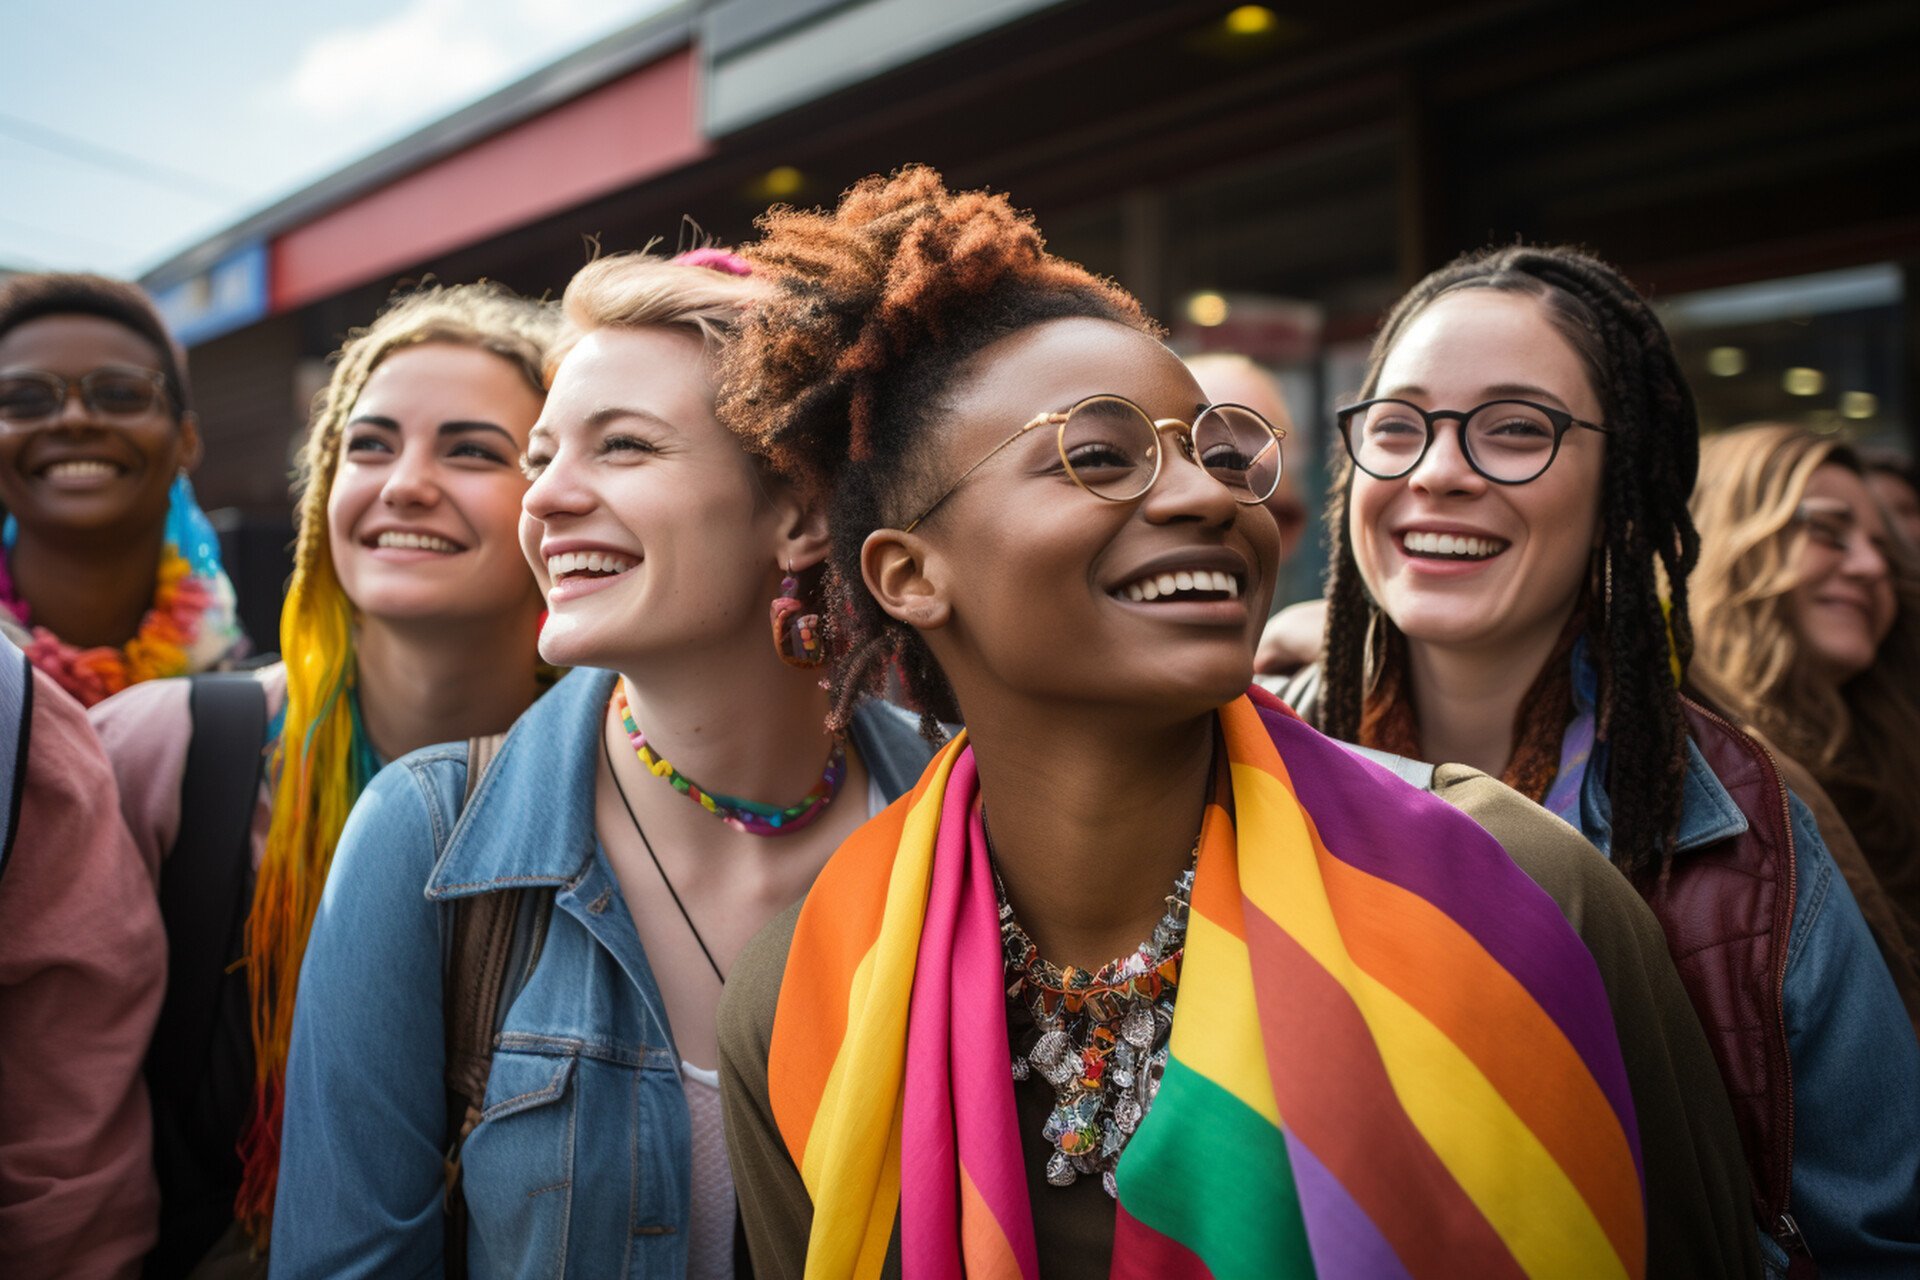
left=441, top=732, right=514, bottom=1279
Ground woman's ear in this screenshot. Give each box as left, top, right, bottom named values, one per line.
left=862, top=527, right=950, bottom=632
left=766, top=477, right=832, bottom=571
left=176, top=411, right=204, bottom=472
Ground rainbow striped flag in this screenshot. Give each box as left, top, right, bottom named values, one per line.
left=766, top=687, right=1645, bottom=1278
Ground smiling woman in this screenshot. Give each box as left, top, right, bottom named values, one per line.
left=709, top=169, right=1754, bottom=1279
left=0, top=272, right=244, bottom=705
left=1299, top=244, right=1920, bottom=1273
left=87, top=282, right=558, bottom=1275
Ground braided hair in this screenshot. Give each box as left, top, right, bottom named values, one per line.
left=1320, top=244, right=1700, bottom=879
left=716, top=166, right=1153, bottom=737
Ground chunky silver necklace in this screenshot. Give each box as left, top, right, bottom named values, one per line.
left=999, top=855, right=1195, bottom=1198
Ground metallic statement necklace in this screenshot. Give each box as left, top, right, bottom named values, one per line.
left=997, top=840, right=1196, bottom=1197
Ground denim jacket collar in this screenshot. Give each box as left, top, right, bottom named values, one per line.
left=426, top=665, right=617, bottom=900
left=1563, top=641, right=1748, bottom=859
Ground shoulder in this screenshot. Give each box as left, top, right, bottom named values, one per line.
left=88, top=672, right=194, bottom=754
left=1431, top=763, right=1655, bottom=934
left=718, top=897, right=803, bottom=1075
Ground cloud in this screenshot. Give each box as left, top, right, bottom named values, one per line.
left=287, top=0, right=518, bottom=124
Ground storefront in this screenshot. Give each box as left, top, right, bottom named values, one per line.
left=142, top=0, right=1920, bottom=626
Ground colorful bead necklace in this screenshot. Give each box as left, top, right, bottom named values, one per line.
left=0, top=541, right=239, bottom=707
left=613, top=682, right=846, bottom=836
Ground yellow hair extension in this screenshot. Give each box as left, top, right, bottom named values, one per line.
left=233, top=282, right=558, bottom=1242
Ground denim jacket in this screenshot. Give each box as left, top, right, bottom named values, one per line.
left=269, top=668, right=934, bottom=1279
left=1569, top=727, right=1920, bottom=1278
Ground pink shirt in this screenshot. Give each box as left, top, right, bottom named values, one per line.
left=89, top=664, right=285, bottom=883
left=0, top=663, right=166, bottom=1279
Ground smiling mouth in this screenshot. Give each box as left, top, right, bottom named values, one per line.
left=1111, top=569, right=1245, bottom=603
left=546, top=550, right=638, bottom=583
left=1400, top=531, right=1510, bottom=562
left=37, top=459, right=127, bottom=481
left=369, top=531, right=465, bottom=554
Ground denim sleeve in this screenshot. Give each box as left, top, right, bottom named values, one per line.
left=1779, top=793, right=1920, bottom=1275
left=269, top=753, right=463, bottom=1280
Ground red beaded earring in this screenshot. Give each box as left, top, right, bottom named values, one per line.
left=770, top=562, right=824, bottom=667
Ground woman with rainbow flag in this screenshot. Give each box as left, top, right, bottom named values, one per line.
left=714, top=169, right=1756, bottom=1277
left=91, top=283, right=558, bottom=1275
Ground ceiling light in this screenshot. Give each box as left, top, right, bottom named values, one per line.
left=1782, top=367, right=1824, bottom=397
left=1225, top=5, right=1277, bottom=36
left=1705, top=346, right=1745, bottom=377
left=757, top=166, right=805, bottom=199
left=1187, top=292, right=1230, bottom=326
left=1840, top=391, right=1879, bottom=420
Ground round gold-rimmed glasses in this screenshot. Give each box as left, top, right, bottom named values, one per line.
left=900, top=393, right=1286, bottom=533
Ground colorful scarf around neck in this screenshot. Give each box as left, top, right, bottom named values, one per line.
left=767, top=686, right=1645, bottom=1279
left=0, top=473, right=243, bottom=705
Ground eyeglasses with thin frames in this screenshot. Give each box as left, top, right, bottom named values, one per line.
left=901, top=394, right=1286, bottom=533
left=0, top=367, right=172, bottom=431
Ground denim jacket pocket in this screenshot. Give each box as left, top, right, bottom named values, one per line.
left=461, top=1048, right=579, bottom=1279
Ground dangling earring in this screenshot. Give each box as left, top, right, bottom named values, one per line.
left=770, top=561, right=824, bottom=668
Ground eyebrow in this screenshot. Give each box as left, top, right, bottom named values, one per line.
left=1381, top=383, right=1573, bottom=409
left=347, top=414, right=517, bottom=445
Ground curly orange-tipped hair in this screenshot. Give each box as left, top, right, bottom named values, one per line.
left=717, top=166, right=1153, bottom=734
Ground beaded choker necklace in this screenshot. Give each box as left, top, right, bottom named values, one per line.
left=998, top=837, right=1196, bottom=1197
left=613, top=681, right=846, bottom=836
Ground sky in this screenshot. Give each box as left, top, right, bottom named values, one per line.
left=2, top=0, right=674, bottom=278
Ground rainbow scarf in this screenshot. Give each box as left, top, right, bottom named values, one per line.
left=767, top=687, right=1645, bottom=1278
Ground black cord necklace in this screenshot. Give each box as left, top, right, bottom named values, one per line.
left=602, top=730, right=726, bottom=984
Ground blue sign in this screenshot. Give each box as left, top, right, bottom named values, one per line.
left=153, top=242, right=269, bottom=347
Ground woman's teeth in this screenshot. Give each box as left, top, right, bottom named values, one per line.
left=1118, top=570, right=1242, bottom=603
left=546, top=550, right=638, bottom=579
left=375, top=531, right=462, bottom=553
left=42, top=460, right=121, bottom=479
left=1402, top=531, right=1506, bottom=560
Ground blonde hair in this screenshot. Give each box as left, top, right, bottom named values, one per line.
left=546, top=249, right=768, bottom=379
left=1691, top=422, right=1920, bottom=870
left=237, top=282, right=559, bottom=1240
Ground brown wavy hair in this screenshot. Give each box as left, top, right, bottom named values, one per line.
left=1318, top=244, right=1701, bottom=879
left=1690, top=423, right=1920, bottom=887
left=716, top=166, right=1153, bottom=737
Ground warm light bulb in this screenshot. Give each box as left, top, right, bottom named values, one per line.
left=760, top=166, right=804, bottom=198
left=1840, top=390, right=1879, bottom=420
left=1225, top=5, right=1277, bottom=36
left=1705, top=346, right=1746, bottom=377
left=1782, top=367, right=1824, bottom=397
left=1187, top=292, right=1230, bottom=326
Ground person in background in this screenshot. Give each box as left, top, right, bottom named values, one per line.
left=0, top=629, right=166, bottom=1280
left=1691, top=423, right=1920, bottom=982
left=715, top=168, right=1754, bottom=1279
left=1183, top=352, right=1309, bottom=567
left=90, top=284, right=557, bottom=1276
left=1858, top=444, right=1920, bottom=549
left=1300, top=243, right=1919, bottom=1274
left=0, top=273, right=244, bottom=706
left=269, top=250, right=935, bottom=1278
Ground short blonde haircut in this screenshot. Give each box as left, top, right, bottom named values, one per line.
left=547, top=250, right=769, bottom=378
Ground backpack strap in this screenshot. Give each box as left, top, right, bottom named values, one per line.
left=143, top=673, right=271, bottom=1272
left=440, top=731, right=528, bottom=1279
left=147, top=675, right=270, bottom=1121
left=0, top=641, right=32, bottom=882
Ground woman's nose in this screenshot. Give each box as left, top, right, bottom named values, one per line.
left=1407, top=422, right=1483, bottom=496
